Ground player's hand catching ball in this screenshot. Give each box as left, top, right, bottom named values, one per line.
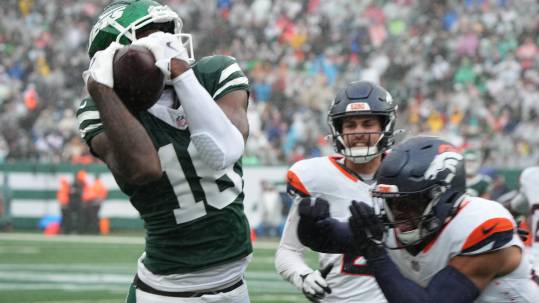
left=132, top=32, right=191, bottom=82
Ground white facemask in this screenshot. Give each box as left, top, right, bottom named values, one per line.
left=396, top=229, right=422, bottom=245
left=345, top=146, right=379, bottom=163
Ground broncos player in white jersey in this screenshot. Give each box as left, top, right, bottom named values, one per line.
left=275, top=81, right=397, bottom=302
left=508, top=167, right=539, bottom=271
left=298, top=136, right=539, bottom=303
left=79, top=1, right=251, bottom=302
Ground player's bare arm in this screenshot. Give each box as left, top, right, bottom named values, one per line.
left=87, top=79, right=162, bottom=185
left=449, top=245, right=522, bottom=290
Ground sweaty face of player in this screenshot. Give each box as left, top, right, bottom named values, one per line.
left=340, top=116, right=382, bottom=149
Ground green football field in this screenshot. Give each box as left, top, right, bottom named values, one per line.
left=0, top=233, right=318, bottom=303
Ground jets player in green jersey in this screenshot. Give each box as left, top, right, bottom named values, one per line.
left=463, top=149, right=493, bottom=199
left=77, top=1, right=252, bottom=302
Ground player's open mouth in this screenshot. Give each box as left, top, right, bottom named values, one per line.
left=351, top=142, right=371, bottom=147
left=396, top=222, right=416, bottom=232
left=392, top=214, right=419, bottom=232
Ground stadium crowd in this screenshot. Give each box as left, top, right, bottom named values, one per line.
left=0, top=0, right=538, bottom=168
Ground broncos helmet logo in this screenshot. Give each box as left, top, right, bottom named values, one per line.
left=424, top=151, right=463, bottom=185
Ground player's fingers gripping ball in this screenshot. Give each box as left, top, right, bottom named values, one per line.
left=132, top=31, right=190, bottom=81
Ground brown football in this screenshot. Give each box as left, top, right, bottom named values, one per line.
left=113, top=45, right=165, bottom=111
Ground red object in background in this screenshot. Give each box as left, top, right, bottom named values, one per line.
left=100, top=218, right=110, bottom=235
left=308, top=0, right=320, bottom=12
left=250, top=228, right=257, bottom=242
left=44, top=222, right=60, bottom=236
left=57, top=177, right=70, bottom=206
left=24, top=87, right=38, bottom=111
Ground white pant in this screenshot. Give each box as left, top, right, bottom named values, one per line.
left=133, top=281, right=250, bottom=303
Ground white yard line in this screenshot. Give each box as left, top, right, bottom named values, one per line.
left=0, top=271, right=130, bottom=284
left=0, top=233, right=280, bottom=249
left=0, top=267, right=282, bottom=281
left=0, top=263, right=132, bottom=272
left=0, top=233, right=144, bottom=244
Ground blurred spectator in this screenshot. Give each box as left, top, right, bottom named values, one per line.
left=0, top=192, right=7, bottom=231
left=57, top=176, right=70, bottom=233
left=0, top=0, right=537, bottom=169
left=489, top=173, right=512, bottom=202
left=257, top=180, right=283, bottom=237
left=59, top=170, right=91, bottom=234
left=83, top=174, right=107, bottom=234
left=76, top=170, right=94, bottom=234
left=464, top=149, right=493, bottom=199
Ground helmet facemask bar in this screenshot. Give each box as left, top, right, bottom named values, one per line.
left=336, top=131, right=383, bottom=164
left=372, top=184, right=445, bottom=247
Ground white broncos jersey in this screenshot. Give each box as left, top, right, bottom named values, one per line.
left=520, top=166, right=539, bottom=270
left=275, top=156, right=386, bottom=303
left=386, top=196, right=539, bottom=302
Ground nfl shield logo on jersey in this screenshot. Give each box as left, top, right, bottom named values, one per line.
left=176, top=113, right=188, bottom=129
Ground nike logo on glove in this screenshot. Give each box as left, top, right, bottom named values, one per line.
left=482, top=223, right=498, bottom=235
left=166, top=41, right=178, bottom=51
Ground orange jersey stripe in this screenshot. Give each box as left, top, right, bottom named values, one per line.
left=286, top=170, right=310, bottom=196
left=518, top=219, right=533, bottom=247
left=461, top=217, right=514, bottom=251
left=328, top=156, right=358, bottom=182
left=422, top=200, right=471, bottom=253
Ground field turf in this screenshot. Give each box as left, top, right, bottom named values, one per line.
left=0, top=233, right=318, bottom=303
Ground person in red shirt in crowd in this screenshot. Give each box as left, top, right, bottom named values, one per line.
left=86, top=174, right=108, bottom=234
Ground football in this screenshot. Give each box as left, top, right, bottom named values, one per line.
left=113, top=45, right=164, bottom=111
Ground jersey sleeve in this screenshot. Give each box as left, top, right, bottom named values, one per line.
left=192, top=55, right=250, bottom=101
left=286, top=161, right=312, bottom=197
left=287, top=170, right=310, bottom=197
left=457, top=199, right=519, bottom=256
left=279, top=161, right=315, bottom=285
left=76, top=97, right=103, bottom=153
left=275, top=194, right=316, bottom=290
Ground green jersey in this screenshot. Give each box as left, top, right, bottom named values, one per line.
left=466, top=174, right=493, bottom=197
left=77, top=55, right=252, bottom=275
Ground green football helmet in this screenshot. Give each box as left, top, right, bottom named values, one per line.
left=87, top=0, right=194, bottom=60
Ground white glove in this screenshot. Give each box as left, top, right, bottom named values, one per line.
left=300, top=265, right=333, bottom=303
left=132, top=31, right=190, bottom=82
left=82, top=42, right=122, bottom=88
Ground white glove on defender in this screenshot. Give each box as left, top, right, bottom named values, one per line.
left=82, top=42, right=122, bottom=88
left=132, top=31, right=191, bottom=82
left=300, top=267, right=332, bottom=303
